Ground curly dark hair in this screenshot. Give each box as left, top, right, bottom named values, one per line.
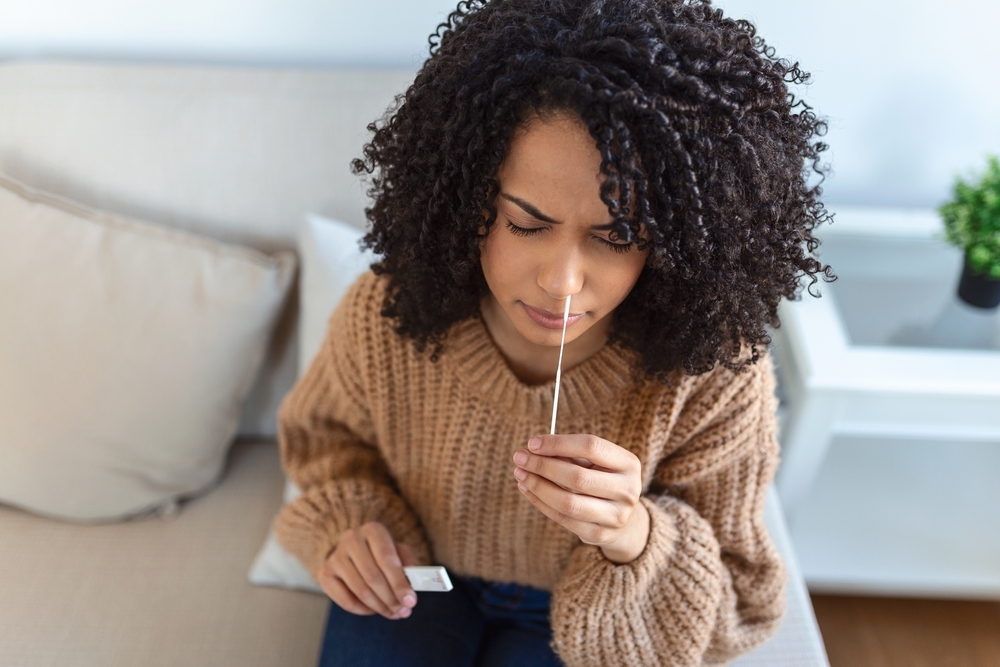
left=352, top=0, right=835, bottom=382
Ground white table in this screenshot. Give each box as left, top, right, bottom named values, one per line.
left=771, top=206, right=1000, bottom=597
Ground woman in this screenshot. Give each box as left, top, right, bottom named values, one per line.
left=273, top=1, right=833, bottom=665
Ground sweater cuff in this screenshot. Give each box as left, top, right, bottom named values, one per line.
left=273, top=478, right=432, bottom=581
left=550, top=495, right=725, bottom=667
left=555, top=496, right=680, bottom=595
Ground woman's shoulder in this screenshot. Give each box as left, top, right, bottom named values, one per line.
left=322, top=268, right=396, bottom=356
left=692, top=345, right=775, bottom=404
left=328, top=268, right=389, bottom=328
left=653, top=345, right=776, bottom=430
left=328, top=268, right=431, bottom=365
left=629, top=342, right=776, bottom=400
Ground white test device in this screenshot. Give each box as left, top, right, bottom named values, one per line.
left=403, top=566, right=454, bottom=592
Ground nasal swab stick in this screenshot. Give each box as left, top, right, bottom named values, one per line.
left=549, top=295, right=571, bottom=435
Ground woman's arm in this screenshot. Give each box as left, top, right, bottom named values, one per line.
left=549, top=354, right=785, bottom=667
left=273, top=278, right=431, bottom=580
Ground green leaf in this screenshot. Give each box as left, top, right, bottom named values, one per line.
left=941, top=154, right=1000, bottom=269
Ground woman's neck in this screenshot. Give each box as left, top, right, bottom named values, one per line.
left=479, top=294, right=612, bottom=385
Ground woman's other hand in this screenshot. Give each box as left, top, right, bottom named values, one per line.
left=318, top=521, right=420, bottom=620
left=513, top=434, right=651, bottom=564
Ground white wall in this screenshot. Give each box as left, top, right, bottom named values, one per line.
left=0, top=0, right=458, bottom=68
left=1, top=0, right=998, bottom=208
left=715, top=0, right=1000, bottom=209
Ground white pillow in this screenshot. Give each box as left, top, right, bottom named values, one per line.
left=248, top=213, right=375, bottom=592
left=0, top=173, right=296, bottom=521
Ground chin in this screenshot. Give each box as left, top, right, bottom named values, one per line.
left=521, top=328, right=564, bottom=347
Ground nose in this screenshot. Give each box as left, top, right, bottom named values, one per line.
left=536, top=246, right=584, bottom=302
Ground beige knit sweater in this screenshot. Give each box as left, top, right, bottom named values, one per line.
left=274, top=270, right=786, bottom=667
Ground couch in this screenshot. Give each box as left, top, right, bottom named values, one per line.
left=0, top=60, right=829, bottom=667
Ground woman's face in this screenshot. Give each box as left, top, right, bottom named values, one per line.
left=480, top=113, right=649, bottom=350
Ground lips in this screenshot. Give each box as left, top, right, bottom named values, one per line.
left=522, top=303, right=585, bottom=330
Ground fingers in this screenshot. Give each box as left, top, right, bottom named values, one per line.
left=322, top=572, right=376, bottom=616
left=515, top=467, right=630, bottom=529
left=397, top=542, right=421, bottom=568
left=516, top=480, right=618, bottom=546
left=364, top=524, right=419, bottom=612
left=513, top=449, right=636, bottom=501
left=337, top=553, right=398, bottom=618
left=525, top=434, right=641, bottom=474
left=515, top=435, right=645, bottom=551
left=325, top=522, right=418, bottom=620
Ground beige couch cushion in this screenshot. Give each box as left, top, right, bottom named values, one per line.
left=0, top=61, right=415, bottom=438
left=0, top=440, right=328, bottom=667
left=0, top=173, right=295, bottom=521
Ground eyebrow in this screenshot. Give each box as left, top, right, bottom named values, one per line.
left=499, top=192, right=616, bottom=231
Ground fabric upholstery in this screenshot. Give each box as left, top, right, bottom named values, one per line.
left=0, top=173, right=295, bottom=520
left=0, top=440, right=328, bottom=667
left=0, top=60, right=414, bottom=437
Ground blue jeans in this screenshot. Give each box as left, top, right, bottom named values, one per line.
left=317, top=574, right=565, bottom=667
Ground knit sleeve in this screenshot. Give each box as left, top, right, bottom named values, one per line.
left=272, top=275, right=431, bottom=580
left=550, top=354, right=786, bottom=667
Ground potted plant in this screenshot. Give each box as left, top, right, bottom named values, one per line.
left=939, top=154, right=1000, bottom=309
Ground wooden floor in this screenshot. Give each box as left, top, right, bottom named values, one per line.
left=811, top=594, right=1000, bottom=667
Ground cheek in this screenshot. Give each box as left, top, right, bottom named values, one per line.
left=481, top=230, right=532, bottom=290
left=599, top=252, right=647, bottom=306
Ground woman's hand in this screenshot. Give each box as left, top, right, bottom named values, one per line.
left=513, top=434, right=650, bottom=564
left=317, top=521, right=420, bottom=620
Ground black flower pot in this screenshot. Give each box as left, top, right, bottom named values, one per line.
left=957, top=258, right=1000, bottom=309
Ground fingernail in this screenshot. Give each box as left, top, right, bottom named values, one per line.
left=398, top=606, right=411, bottom=618
left=403, top=593, right=416, bottom=607
left=513, top=467, right=526, bottom=481
left=528, top=437, right=541, bottom=451
left=518, top=483, right=527, bottom=492
left=513, top=450, right=528, bottom=465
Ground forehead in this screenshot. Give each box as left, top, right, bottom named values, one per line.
left=497, top=114, right=611, bottom=223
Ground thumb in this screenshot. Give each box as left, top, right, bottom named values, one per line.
left=397, top=542, right=420, bottom=567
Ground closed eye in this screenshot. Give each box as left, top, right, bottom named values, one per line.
left=505, top=220, right=544, bottom=237
left=505, top=220, right=633, bottom=254
left=598, top=237, right=634, bottom=254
